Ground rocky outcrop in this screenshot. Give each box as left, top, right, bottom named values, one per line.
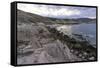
left=17, top=23, right=83, bottom=64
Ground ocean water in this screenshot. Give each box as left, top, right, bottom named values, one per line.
left=56, top=23, right=96, bottom=46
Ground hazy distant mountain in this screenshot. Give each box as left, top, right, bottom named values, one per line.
left=72, top=18, right=96, bottom=23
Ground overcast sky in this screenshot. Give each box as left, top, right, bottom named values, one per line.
left=17, top=3, right=96, bottom=19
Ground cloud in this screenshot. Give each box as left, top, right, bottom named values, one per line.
left=17, top=3, right=96, bottom=19
left=18, top=3, right=80, bottom=18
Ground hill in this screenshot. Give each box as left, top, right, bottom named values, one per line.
left=17, top=10, right=52, bottom=24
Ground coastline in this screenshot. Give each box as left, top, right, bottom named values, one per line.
left=47, top=25, right=96, bottom=61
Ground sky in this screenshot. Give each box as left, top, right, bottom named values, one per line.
left=17, top=3, right=96, bottom=19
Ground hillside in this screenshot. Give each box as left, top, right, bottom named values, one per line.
left=17, top=10, right=83, bottom=65
left=17, top=10, right=53, bottom=24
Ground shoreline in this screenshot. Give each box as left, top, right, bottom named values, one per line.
left=47, top=26, right=96, bottom=61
